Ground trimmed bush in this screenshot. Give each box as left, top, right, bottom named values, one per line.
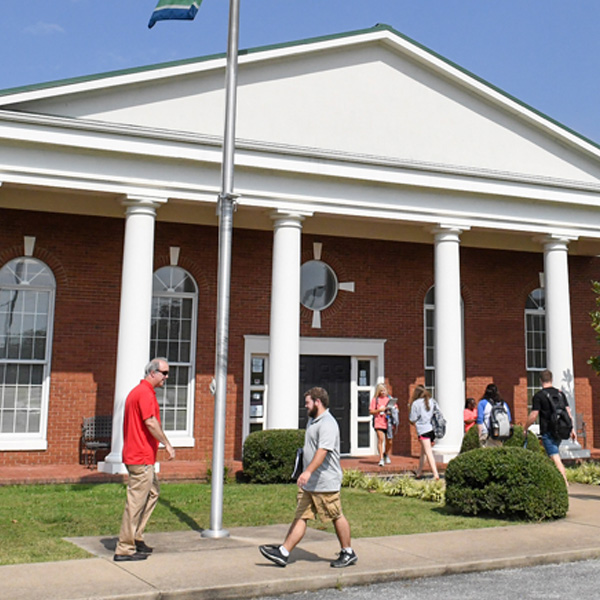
left=459, top=425, right=480, bottom=453
left=242, top=429, right=305, bottom=483
left=503, top=425, right=545, bottom=455
left=460, top=423, right=545, bottom=455
left=445, top=447, right=568, bottom=521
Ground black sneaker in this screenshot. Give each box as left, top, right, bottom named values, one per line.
left=330, top=549, right=358, bottom=568
left=113, top=552, right=148, bottom=562
left=135, top=541, right=153, bottom=554
left=259, top=544, right=288, bottom=567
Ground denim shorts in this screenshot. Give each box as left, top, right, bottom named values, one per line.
left=541, top=432, right=561, bottom=456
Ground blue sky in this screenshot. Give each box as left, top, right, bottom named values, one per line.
left=1, top=1, right=599, bottom=142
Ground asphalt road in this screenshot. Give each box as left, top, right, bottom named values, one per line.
left=259, top=559, right=600, bottom=600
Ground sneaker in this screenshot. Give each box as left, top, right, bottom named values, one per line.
left=378, top=458, right=384, bottom=467
left=135, top=541, right=153, bottom=554
left=259, top=544, right=288, bottom=567
left=385, top=455, right=391, bottom=464
left=330, top=549, right=358, bottom=568
left=113, top=552, right=148, bottom=562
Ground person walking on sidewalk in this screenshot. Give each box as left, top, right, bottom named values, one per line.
left=114, top=357, right=175, bottom=562
left=524, top=369, right=576, bottom=487
left=259, top=387, right=357, bottom=569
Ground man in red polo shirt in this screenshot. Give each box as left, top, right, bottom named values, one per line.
left=114, top=357, right=175, bottom=561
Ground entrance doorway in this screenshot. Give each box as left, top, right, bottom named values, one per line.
left=299, top=355, right=351, bottom=454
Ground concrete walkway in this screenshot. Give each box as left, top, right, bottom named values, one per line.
left=3, top=483, right=600, bottom=600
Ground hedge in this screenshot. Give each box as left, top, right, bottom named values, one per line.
left=242, top=429, right=305, bottom=483
left=445, top=446, right=568, bottom=521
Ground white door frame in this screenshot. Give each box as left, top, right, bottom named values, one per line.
left=243, top=335, right=386, bottom=455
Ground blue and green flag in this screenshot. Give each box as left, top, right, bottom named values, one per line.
left=148, top=0, right=202, bottom=29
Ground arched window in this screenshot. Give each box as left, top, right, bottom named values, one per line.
left=0, top=257, right=55, bottom=449
left=525, top=288, right=546, bottom=408
left=150, top=266, right=198, bottom=445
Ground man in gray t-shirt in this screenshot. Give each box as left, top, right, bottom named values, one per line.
left=259, top=387, right=357, bottom=569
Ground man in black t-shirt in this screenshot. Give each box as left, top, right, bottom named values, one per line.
left=524, top=369, right=576, bottom=486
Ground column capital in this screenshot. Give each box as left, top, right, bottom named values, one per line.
left=121, top=195, right=168, bottom=216
left=269, top=209, right=313, bottom=227
left=538, top=233, right=578, bottom=251
left=431, top=223, right=470, bottom=242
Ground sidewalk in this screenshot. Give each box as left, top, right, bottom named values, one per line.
left=3, top=483, right=600, bottom=600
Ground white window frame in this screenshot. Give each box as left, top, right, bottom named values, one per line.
left=0, top=257, right=55, bottom=451
left=150, top=266, right=197, bottom=448
left=525, top=287, right=546, bottom=419
left=424, top=287, right=435, bottom=396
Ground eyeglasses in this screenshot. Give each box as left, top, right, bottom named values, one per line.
left=158, top=370, right=169, bottom=377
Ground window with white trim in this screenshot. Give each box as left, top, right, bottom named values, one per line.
left=424, top=287, right=435, bottom=395
left=150, top=266, right=197, bottom=441
left=424, top=286, right=464, bottom=398
left=0, top=257, right=55, bottom=449
left=525, top=288, right=546, bottom=411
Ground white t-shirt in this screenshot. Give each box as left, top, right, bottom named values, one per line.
left=409, top=397, right=436, bottom=436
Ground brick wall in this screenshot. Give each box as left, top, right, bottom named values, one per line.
left=1, top=209, right=598, bottom=466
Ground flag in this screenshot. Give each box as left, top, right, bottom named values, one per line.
left=148, top=0, right=202, bottom=29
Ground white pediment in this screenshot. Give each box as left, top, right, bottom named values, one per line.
left=2, top=26, right=600, bottom=187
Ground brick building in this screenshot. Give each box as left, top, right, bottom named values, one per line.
left=0, top=25, right=599, bottom=469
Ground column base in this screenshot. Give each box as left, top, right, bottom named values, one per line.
left=432, top=444, right=460, bottom=464
left=97, top=461, right=127, bottom=475
left=97, top=461, right=162, bottom=474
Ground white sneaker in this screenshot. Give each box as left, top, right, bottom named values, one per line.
left=385, top=455, right=391, bottom=464
left=378, top=459, right=384, bottom=467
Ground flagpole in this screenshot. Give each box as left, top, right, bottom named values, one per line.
left=202, top=0, right=240, bottom=539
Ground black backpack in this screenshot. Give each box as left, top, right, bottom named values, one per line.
left=489, top=400, right=511, bottom=441
left=544, top=390, right=573, bottom=440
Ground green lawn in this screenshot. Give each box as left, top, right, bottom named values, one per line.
left=0, top=482, right=515, bottom=565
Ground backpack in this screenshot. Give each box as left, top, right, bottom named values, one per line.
left=544, top=389, right=573, bottom=440
left=431, top=401, right=446, bottom=439
left=388, top=404, right=400, bottom=428
left=489, top=400, right=512, bottom=441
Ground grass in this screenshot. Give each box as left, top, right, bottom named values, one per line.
left=0, top=481, right=517, bottom=566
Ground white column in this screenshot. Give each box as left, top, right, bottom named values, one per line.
left=267, top=210, right=309, bottom=429
left=544, top=236, right=577, bottom=410
left=432, top=225, right=467, bottom=462
left=99, top=196, right=165, bottom=474
left=543, top=235, right=589, bottom=458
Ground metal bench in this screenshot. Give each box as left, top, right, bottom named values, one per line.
left=81, top=415, right=112, bottom=467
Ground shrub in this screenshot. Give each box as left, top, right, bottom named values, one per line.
left=445, top=447, right=568, bottom=521
left=242, top=429, right=305, bottom=483
left=459, top=425, right=480, bottom=453
left=342, top=469, right=367, bottom=488
left=567, top=461, right=600, bottom=485
left=460, top=423, right=545, bottom=455
left=383, top=475, right=445, bottom=504
left=503, top=425, right=544, bottom=455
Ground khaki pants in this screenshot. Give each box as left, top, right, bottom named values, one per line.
left=115, top=464, right=160, bottom=556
